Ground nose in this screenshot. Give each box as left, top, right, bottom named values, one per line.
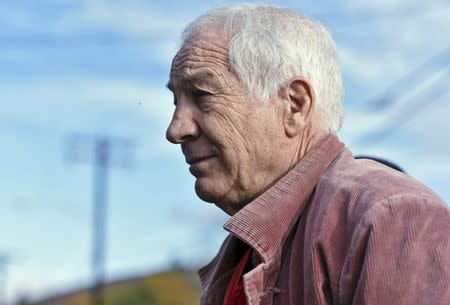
left=166, top=105, right=200, bottom=144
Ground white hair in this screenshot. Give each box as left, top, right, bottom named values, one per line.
left=181, top=3, right=344, bottom=133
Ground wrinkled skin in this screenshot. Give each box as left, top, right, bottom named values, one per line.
left=166, top=28, right=319, bottom=215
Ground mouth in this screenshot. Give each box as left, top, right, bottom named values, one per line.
left=186, top=155, right=215, bottom=165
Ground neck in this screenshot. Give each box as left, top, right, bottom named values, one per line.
left=289, top=125, right=326, bottom=169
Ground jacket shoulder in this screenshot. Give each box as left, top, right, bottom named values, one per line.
left=313, top=149, right=447, bottom=226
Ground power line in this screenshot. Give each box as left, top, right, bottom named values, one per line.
left=357, top=66, right=450, bottom=145
left=354, top=44, right=450, bottom=146
left=367, top=45, right=450, bottom=111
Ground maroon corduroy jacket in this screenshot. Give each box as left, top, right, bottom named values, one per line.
left=198, top=134, right=450, bottom=305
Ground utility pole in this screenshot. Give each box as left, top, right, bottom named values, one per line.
left=66, top=134, right=133, bottom=305
left=0, top=254, right=9, bottom=305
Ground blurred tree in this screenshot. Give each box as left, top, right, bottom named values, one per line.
left=108, top=284, right=156, bottom=305
left=27, top=269, right=200, bottom=305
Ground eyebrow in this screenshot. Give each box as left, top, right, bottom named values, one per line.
left=186, top=70, right=215, bottom=84
left=166, top=69, right=217, bottom=92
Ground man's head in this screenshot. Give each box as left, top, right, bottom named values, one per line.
left=166, top=4, right=344, bottom=214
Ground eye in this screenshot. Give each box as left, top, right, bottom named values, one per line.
left=192, top=89, right=211, bottom=99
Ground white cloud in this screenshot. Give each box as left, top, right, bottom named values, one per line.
left=61, top=0, right=188, bottom=35
left=0, top=0, right=186, bottom=63
left=337, top=1, right=450, bottom=92
left=0, top=79, right=173, bottom=126
left=0, top=78, right=180, bottom=161
left=340, top=46, right=407, bottom=83
left=52, top=0, right=191, bottom=61
left=342, top=0, right=448, bottom=12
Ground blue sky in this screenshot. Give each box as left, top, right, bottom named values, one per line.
left=0, top=0, right=449, bottom=302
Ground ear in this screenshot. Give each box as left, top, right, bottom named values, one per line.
left=281, top=77, right=315, bottom=138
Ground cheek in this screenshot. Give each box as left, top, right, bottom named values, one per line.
left=217, top=136, right=251, bottom=184
left=203, top=116, right=246, bottom=167
left=201, top=102, right=262, bottom=180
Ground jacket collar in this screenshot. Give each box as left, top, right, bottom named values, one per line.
left=224, top=134, right=345, bottom=264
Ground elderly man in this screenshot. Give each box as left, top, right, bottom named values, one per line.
left=166, top=4, right=450, bottom=305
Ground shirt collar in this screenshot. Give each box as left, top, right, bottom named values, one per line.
left=224, top=134, right=345, bottom=263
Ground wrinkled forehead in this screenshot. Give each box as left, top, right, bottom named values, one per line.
left=169, top=30, right=230, bottom=85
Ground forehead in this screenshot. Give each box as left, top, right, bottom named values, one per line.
left=169, top=32, right=230, bottom=88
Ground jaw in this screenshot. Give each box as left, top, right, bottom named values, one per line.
left=193, top=173, right=247, bottom=215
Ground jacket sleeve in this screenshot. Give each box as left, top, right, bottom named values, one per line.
left=339, top=194, right=450, bottom=305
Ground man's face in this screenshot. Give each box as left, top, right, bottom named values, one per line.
left=166, top=30, right=288, bottom=214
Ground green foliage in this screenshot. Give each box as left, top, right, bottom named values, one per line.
left=32, top=269, right=201, bottom=305
left=106, top=283, right=157, bottom=305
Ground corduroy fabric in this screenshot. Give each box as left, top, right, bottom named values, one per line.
left=198, top=134, right=450, bottom=305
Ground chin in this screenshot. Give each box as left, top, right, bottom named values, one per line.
left=194, top=178, right=221, bottom=203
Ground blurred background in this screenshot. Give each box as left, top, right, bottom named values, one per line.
left=0, top=0, right=449, bottom=304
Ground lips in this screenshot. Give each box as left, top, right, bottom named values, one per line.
left=186, top=155, right=214, bottom=165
